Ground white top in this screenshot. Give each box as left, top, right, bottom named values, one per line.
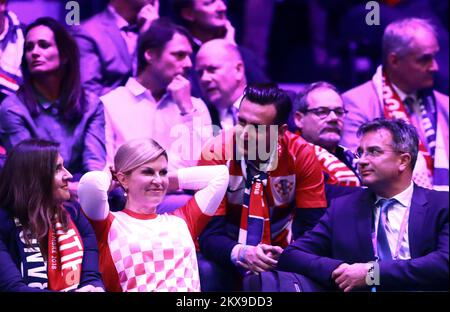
left=374, top=182, right=414, bottom=260
left=101, top=77, right=213, bottom=172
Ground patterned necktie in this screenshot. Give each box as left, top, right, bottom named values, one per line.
left=376, top=198, right=396, bottom=260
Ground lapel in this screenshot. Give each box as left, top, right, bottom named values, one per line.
left=407, top=185, right=428, bottom=258
left=100, top=10, right=132, bottom=67
left=356, top=189, right=377, bottom=260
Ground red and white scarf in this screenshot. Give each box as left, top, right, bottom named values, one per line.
left=311, top=144, right=360, bottom=187
left=47, top=215, right=84, bottom=291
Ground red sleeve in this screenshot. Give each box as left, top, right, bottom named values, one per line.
left=174, top=198, right=211, bottom=240
left=289, top=135, right=327, bottom=208
left=86, top=213, right=122, bottom=292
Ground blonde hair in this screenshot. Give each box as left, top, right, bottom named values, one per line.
left=382, top=18, right=437, bottom=66
left=114, top=138, right=168, bottom=174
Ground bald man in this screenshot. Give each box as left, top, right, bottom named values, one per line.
left=196, top=39, right=247, bottom=133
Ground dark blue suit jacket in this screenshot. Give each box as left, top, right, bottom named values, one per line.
left=278, top=185, right=449, bottom=291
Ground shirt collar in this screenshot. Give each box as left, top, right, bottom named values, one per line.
left=240, top=139, right=279, bottom=176
left=107, top=4, right=130, bottom=30
left=375, top=181, right=414, bottom=208
left=217, top=94, right=243, bottom=120
left=126, top=77, right=149, bottom=97
left=125, top=77, right=170, bottom=104
left=232, top=94, right=244, bottom=110
left=391, top=83, right=418, bottom=103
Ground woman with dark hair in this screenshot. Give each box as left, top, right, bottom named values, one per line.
left=0, top=17, right=105, bottom=184
left=0, top=139, right=104, bottom=292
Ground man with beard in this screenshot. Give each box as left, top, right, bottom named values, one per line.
left=73, top=0, right=159, bottom=97
left=293, top=82, right=361, bottom=190
left=340, top=18, right=449, bottom=192
left=100, top=19, right=212, bottom=212
left=198, top=84, right=327, bottom=290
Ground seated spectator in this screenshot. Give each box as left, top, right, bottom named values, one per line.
left=101, top=18, right=212, bottom=213
left=0, top=139, right=104, bottom=292
left=0, top=0, right=24, bottom=102
left=341, top=18, right=449, bottom=191
left=172, top=0, right=269, bottom=97
left=198, top=84, right=327, bottom=290
left=73, top=0, right=159, bottom=96
left=0, top=17, right=106, bottom=189
left=195, top=39, right=246, bottom=134
left=78, top=138, right=229, bottom=292
left=293, top=82, right=361, bottom=194
left=278, top=119, right=449, bottom=291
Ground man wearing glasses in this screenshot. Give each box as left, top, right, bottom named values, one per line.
left=293, top=82, right=360, bottom=189
left=278, top=118, right=448, bottom=291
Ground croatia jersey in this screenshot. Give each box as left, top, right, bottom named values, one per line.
left=199, top=130, right=327, bottom=247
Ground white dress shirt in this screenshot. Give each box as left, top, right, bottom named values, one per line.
left=374, top=182, right=414, bottom=260
left=101, top=77, right=213, bottom=172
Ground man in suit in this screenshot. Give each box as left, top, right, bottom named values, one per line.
left=340, top=18, right=449, bottom=191
left=73, top=0, right=159, bottom=97
left=278, top=118, right=449, bottom=291
left=195, top=39, right=247, bottom=135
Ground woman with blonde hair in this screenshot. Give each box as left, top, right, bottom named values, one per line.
left=78, top=138, right=228, bottom=292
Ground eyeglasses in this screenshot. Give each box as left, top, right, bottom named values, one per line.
left=354, top=148, right=406, bottom=159
left=303, top=107, right=348, bottom=119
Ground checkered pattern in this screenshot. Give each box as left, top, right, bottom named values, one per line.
left=107, top=212, right=200, bottom=292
